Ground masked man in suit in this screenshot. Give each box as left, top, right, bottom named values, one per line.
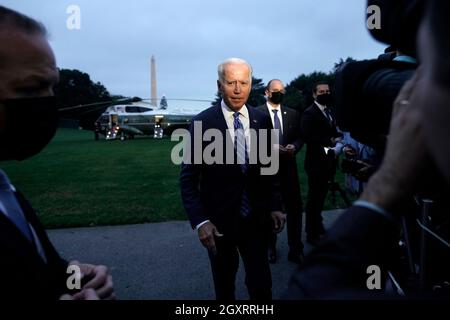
left=257, top=79, right=305, bottom=265
left=301, top=82, right=343, bottom=246
left=0, top=6, right=114, bottom=300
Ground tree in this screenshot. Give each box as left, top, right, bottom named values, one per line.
left=333, top=57, right=357, bottom=73
left=284, top=57, right=356, bottom=113
left=54, top=69, right=112, bottom=130
left=212, top=76, right=266, bottom=107
left=160, top=95, right=168, bottom=110
left=284, top=71, right=333, bottom=113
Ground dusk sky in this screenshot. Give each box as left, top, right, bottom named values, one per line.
left=3, top=0, right=385, bottom=111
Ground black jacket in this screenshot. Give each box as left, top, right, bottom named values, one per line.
left=0, top=190, right=69, bottom=300
left=301, top=103, right=341, bottom=175
left=180, top=104, right=282, bottom=237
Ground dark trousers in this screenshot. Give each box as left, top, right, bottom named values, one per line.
left=269, top=166, right=304, bottom=254
left=305, top=171, right=329, bottom=238
left=208, top=219, right=272, bottom=301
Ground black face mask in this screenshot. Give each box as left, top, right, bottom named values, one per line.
left=269, top=91, right=284, bottom=105
left=0, top=96, right=59, bottom=161
left=316, top=93, right=333, bottom=106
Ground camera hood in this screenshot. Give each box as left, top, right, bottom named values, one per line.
left=367, top=0, right=425, bottom=57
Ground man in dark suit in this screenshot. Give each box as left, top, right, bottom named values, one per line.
left=180, top=58, right=286, bottom=300
left=0, top=6, right=114, bottom=300
left=301, top=82, right=343, bottom=245
left=257, top=79, right=305, bottom=265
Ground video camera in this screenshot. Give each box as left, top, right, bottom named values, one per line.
left=335, top=0, right=424, bottom=152
left=334, top=0, right=449, bottom=298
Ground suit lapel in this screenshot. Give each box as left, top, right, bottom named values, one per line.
left=281, top=106, right=289, bottom=142
left=247, top=105, right=259, bottom=131
left=259, top=104, right=270, bottom=117
left=0, top=211, right=48, bottom=268
left=212, top=104, right=229, bottom=133
left=313, top=103, right=333, bottom=128
left=14, top=191, right=58, bottom=264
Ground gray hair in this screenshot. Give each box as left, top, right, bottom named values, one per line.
left=0, top=5, right=47, bottom=37
left=217, top=58, right=253, bottom=83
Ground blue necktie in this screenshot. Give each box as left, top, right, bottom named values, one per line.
left=272, top=109, right=283, bottom=145
left=0, top=171, right=33, bottom=243
left=233, top=112, right=249, bottom=174
left=233, top=112, right=251, bottom=217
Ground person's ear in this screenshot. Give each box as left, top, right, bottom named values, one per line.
left=217, top=80, right=222, bottom=93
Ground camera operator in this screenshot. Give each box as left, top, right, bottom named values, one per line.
left=286, top=0, right=449, bottom=299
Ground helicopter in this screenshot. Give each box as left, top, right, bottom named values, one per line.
left=60, top=97, right=210, bottom=141
left=96, top=99, right=199, bottom=141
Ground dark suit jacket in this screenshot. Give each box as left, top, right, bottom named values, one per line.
left=285, top=205, right=399, bottom=299
left=256, top=104, right=304, bottom=194
left=180, top=104, right=282, bottom=237
left=301, top=103, right=341, bottom=175
left=256, top=104, right=304, bottom=152
left=0, top=191, right=68, bottom=300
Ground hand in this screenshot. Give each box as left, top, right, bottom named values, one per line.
left=59, top=288, right=99, bottom=300
left=284, top=144, right=296, bottom=156
left=69, top=261, right=116, bottom=300
left=198, top=222, right=223, bottom=255
left=271, top=211, right=286, bottom=234
left=343, top=145, right=357, bottom=157
left=361, top=70, right=429, bottom=212
left=354, top=161, right=374, bottom=182
left=331, top=137, right=342, bottom=146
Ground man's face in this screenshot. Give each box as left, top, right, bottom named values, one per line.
left=0, top=29, right=59, bottom=130
left=265, top=80, right=285, bottom=102
left=217, top=63, right=251, bottom=112
left=313, top=84, right=330, bottom=100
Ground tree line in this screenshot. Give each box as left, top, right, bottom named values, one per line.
left=55, top=57, right=355, bottom=130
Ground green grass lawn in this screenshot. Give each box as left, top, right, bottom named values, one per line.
left=1, top=128, right=352, bottom=229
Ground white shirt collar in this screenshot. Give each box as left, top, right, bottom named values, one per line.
left=266, top=102, right=281, bottom=113
left=221, top=100, right=249, bottom=119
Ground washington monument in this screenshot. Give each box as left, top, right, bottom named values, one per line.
left=151, top=55, right=157, bottom=107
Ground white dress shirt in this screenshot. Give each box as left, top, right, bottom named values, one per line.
left=221, top=100, right=250, bottom=146
left=195, top=101, right=251, bottom=231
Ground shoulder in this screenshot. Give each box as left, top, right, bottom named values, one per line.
left=282, top=105, right=300, bottom=116
left=305, top=103, right=317, bottom=113
left=303, top=104, right=320, bottom=116
left=255, top=104, right=268, bottom=112
left=249, top=105, right=270, bottom=121
left=192, top=105, right=220, bottom=122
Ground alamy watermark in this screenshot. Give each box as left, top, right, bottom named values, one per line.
left=170, top=121, right=280, bottom=176
left=366, top=265, right=382, bottom=290
left=66, top=264, right=82, bottom=290
left=66, top=5, right=81, bottom=30
left=367, top=5, right=381, bottom=30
